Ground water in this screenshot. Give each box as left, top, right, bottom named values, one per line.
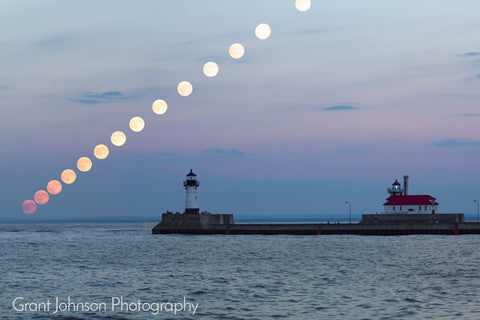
left=1, top=223, right=480, bottom=319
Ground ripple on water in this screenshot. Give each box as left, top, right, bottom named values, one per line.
left=2, top=225, right=480, bottom=319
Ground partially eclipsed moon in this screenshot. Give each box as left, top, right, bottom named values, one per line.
left=177, top=81, right=193, bottom=97
left=94, top=144, right=109, bottom=160
left=203, top=62, right=219, bottom=77
left=152, top=99, right=168, bottom=115
left=61, top=169, right=77, bottom=184
left=111, top=131, right=127, bottom=146
left=255, top=23, right=272, bottom=40
left=22, top=200, right=37, bottom=214
left=295, top=0, right=311, bottom=12
left=229, top=43, right=245, bottom=59
left=47, top=180, right=62, bottom=195
left=77, top=157, right=92, bottom=172
left=129, top=116, right=145, bottom=132
left=34, top=190, right=49, bottom=205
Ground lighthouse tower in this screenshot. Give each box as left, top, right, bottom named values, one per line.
left=183, top=169, right=200, bottom=214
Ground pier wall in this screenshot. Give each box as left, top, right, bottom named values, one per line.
left=360, top=213, right=464, bottom=225
left=152, top=213, right=480, bottom=235
left=154, top=213, right=233, bottom=231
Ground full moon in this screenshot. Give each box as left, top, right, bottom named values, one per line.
left=111, top=131, right=127, bottom=147
left=203, top=61, right=219, bottom=77
left=255, top=23, right=272, bottom=40
left=61, top=169, right=77, bottom=184
left=177, top=81, right=193, bottom=97
left=129, top=116, right=145, bottom=132
left=47, top=180, right=62, bottom=195
left=22, top=200, right=37, bottom=214
left=94, top=144, right=109, bottom=160
left=34, top=190, right=49, bottom=205
left=295, top=0, right=311, bottom=12
left=77, top=157, right=92, bottom=172
left=152, top=99, right=168, bottom=115
left=229, top=43, right=245, bottom=59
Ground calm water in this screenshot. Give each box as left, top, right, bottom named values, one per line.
left=1, top=223, right=479, bottom=319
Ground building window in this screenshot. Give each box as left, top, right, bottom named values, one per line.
left=419, top=206, right=421, bottom=211
left=393, top=206, right=395, bottom=211
left=425, top=206, right=427, bottom=210
left=400, top=206, right=402, bottom=211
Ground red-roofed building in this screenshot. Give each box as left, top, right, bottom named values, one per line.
left=384, top=176, right=439, bottom=214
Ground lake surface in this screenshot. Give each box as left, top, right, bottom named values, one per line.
left=1, top=223, right=479, bottom=319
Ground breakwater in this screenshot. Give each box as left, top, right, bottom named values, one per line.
left=152, top=213, right=480, bottom=235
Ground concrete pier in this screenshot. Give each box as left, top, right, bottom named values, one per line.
left=152, top=213, right=480, bottom=235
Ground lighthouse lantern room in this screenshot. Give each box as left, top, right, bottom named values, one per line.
left=184, top=169, right=200, bottom=214
left=387, top=179, right=403, bottom=196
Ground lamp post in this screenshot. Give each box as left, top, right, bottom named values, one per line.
left=345, top=201, right=351, bottom=224
left=475, top=200, right=479, bottom=222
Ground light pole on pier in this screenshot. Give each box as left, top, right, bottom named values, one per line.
left=475, top=200, right=479, bottom=222
left=345, top=201, right=351, bottom=224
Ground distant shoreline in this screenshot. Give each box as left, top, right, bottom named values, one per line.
left=0, top=215, right=352, bottom=224
left=2, top=213, right=479, bottom=224
left=0, top=217, right=159, bottom=224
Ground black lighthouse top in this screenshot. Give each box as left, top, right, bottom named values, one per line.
left=186, top=169, right=197, bottom=177
left=184, top=169, right=199, bottom=187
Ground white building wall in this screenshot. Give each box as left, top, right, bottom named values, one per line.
left=384, top=204, right=437, bottom=214
left=185, top=187, right=198, bottom=209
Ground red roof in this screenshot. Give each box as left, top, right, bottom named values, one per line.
left=384, top=195, right=438, bottom=206
left=392, top=179, right=401, bottom=186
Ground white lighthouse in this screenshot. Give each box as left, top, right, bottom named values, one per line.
left=183, top=169, right=200, bottom=214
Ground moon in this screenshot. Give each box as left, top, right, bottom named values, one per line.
left=22, top=200, right=37, bottom=214
left=295, top=0, right=311, bottom=12
left=77, top=157, right=92, bottom=172
left=129, top=116, right=145, bottom=132
left=34, top=190, right=49, bottom=205
left=47, top=180, right=62, bottom=195
left=94, top=144, right=109, bottom=160
left=177, top=81, right=193, bottom=97
left=61, top=169, right=77, bottom=184
left=203, top=62, right=219, bottom=78
left=255, top=23, right=272, bottom=40
left=111, top=131, right=127, bottom=146
left=229, top=43, right=245, bottom=59
left=152, top=99, right=168, bottom=115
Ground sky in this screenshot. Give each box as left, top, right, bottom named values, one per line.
left=1, top=0, right=480, bottom=222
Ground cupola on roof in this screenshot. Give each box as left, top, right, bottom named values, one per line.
left=186, top=169, right=197, bottom=177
